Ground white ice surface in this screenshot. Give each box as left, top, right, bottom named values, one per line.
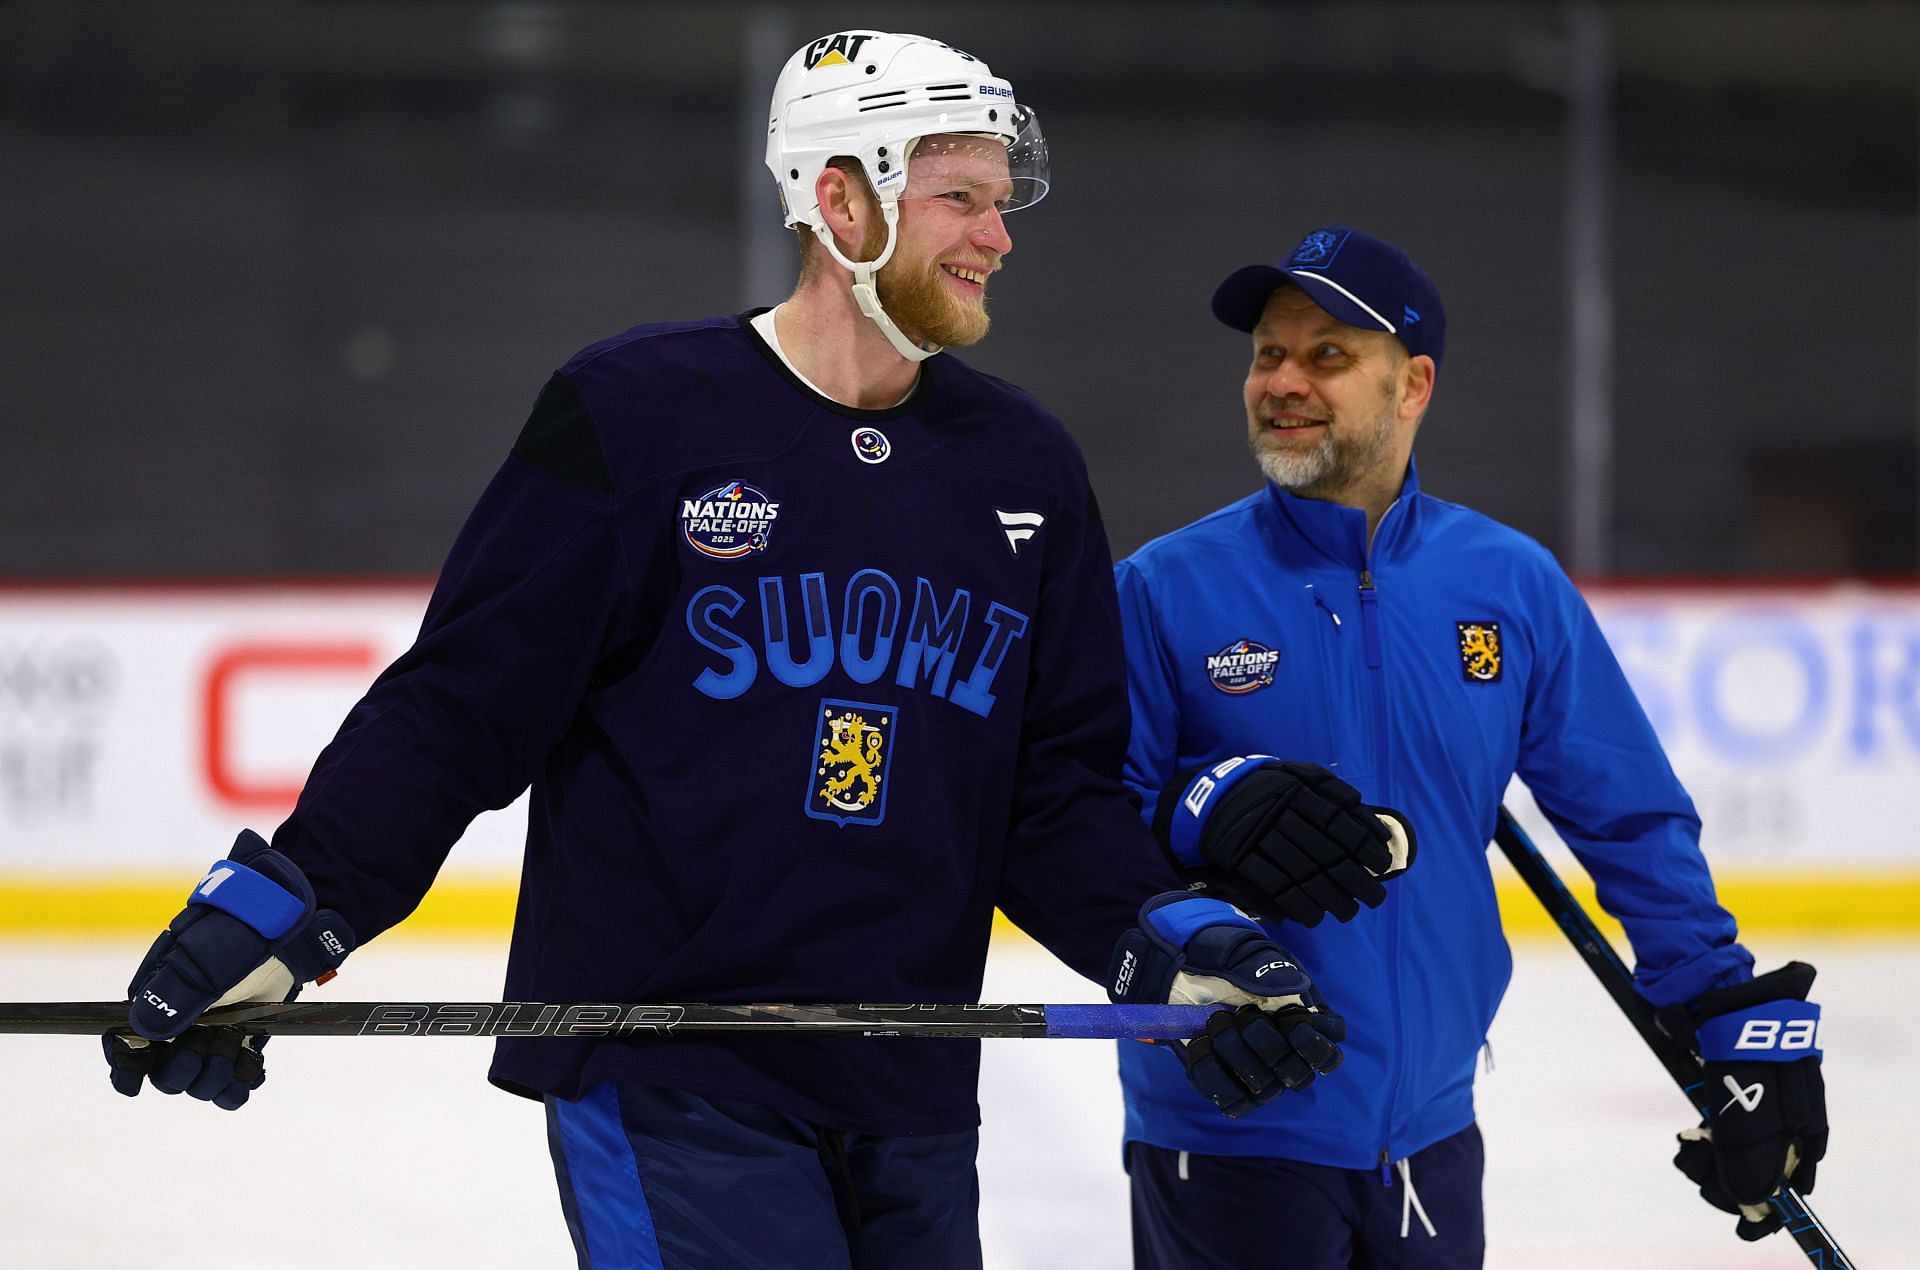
left=0, top=934, right=1905, bottom=1268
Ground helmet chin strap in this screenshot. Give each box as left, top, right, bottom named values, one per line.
left=814, top=203, right=943, bottom=364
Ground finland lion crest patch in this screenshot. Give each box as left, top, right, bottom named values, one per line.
left=806, top=699, right=898, bottom=827
left=1456, top=621, right=1503, bottom=682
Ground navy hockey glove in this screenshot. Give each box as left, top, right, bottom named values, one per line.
left=1158, top=757, right=1415, bottom=927
left=1657, top=962, right=1827, bottom=1241
left=105, top=830, right=356, bottom=1109
left=1108, top=892, right=1345, bottom=1118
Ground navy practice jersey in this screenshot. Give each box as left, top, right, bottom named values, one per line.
left=270, top=312, right=1180, bottom=1135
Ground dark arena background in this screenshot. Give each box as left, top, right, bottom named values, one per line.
left=1, top=3, right=1914, bottom=1265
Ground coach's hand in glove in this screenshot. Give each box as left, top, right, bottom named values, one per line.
left=1657, top=962, right=1827, bottom=1241
left=1158, top=757, right=1415, bottom=926
left=1109, top=892, right=1344, bottom=1118
left=105, top=830, right=356, bottom=1109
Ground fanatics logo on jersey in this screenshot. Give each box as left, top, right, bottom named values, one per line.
left=995, top=509, right=1044, bottom=556
left=1205, top=640, right=1281, bottom=695
left=806, top=699, right=898, bottom=827
left=1456, top=621, right=1503, bottom=682
left=680, top=480, right=781, bottom=559
left=851, top=427, right=891, bottom=464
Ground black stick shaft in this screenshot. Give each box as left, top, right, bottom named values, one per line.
left=1493, top=805, right=1854, bottom=1269
left=0, top=1000, right=1215, bottom=1041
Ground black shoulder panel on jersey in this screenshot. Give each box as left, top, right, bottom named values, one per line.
left=512, top=372, right=612, bottom=495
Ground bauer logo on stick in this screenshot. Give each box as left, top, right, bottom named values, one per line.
left=1456, top=621, right=1503, bottom=682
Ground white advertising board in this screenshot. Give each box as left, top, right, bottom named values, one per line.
left=0, top=584, right=526, bottom=874
left=2, top=581, right=1916, bottom=875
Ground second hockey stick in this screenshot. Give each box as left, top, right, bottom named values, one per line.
left=1492, top=804, right=1853, bottom=1269
left=0, top=999, right=1217, bottom=1041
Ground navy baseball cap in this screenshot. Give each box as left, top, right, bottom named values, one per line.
left=1211, top=225, right=1446, bottom=367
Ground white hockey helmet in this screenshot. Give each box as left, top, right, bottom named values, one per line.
left=767, top=30, right=1049, bottom=230
left=765, top=30, right=1050, bottom=360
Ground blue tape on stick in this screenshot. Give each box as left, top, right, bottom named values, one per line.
left=186, top=859, right=306, bottom=940
left=1046, top=1004, right=1217, bottom=1040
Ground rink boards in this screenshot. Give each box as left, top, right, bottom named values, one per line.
left=2, top=578, right=1917, bottom=935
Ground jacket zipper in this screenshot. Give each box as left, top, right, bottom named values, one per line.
left=1308, top=585, right=1345, bottom=771
left=1360, top=506, right=1402, bottom=1170
left=1358, top=570, right=1383, bottom=669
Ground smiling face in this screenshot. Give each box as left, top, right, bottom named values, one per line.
left=1243, top=285, right=1434, bottom=511
left=872, top=134, right=1015, bottom=347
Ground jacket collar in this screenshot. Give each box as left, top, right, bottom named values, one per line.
left=1257, top=456, right=1421, bottom=571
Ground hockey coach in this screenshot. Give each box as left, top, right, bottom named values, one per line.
left=1109, top=225, right=1830, bottom=1268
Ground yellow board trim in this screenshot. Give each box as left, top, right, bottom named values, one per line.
left=0, top=876, right=522, bottom=939
left=2, top=873, right=1917, bottom=941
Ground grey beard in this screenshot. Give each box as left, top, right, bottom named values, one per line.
left=1250, top=431, right=1337, bottom=490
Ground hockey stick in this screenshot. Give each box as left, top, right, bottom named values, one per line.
left=1493, top=805, right=1854, bottom=1269
left=0, top=1000, right=1217, bottom=1041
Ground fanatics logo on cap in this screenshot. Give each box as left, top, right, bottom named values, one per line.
left=1205, top=640, right=1280, bottom=694
left=1456, top=621, right=1503, bottom=682
left=681, top=480, right=781, bottom=559
left=806, top=699, right=898, bottom=827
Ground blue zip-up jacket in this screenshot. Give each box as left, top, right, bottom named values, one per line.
left=1113, top=463, right=1753, bottom=1167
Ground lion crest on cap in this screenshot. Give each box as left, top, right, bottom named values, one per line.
left=1288, top=228, right=1348, bottom=267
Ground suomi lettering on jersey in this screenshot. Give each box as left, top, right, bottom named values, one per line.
left=685, top=568, right=1030, bottom=718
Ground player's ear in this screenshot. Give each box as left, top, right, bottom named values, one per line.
left=1399, top=354, right=1436, bottom=422
left=814, top=166, right=873, bottom=262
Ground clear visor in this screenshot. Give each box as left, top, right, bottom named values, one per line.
left=900, top=107, right=1050, bottom=215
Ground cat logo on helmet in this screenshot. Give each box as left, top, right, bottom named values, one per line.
left=803, top=32, right=876, bottom=70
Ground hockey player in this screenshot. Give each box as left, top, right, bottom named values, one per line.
left=99, top=36, right=1398, bottom=1269
left=1112, top=225, right=1830, bottom=1268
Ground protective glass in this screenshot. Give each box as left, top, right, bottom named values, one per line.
left=900, top=107, right=1050, bottom=215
